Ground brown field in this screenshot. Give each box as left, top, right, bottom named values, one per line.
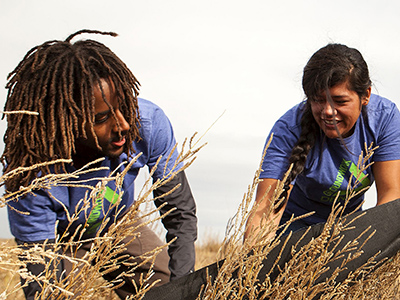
left=0, top=239, right=25, bottom=300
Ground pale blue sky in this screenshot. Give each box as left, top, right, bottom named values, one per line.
left=1, top=0, right=399, bottom=239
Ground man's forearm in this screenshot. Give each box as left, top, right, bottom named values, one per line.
left=153, top=171, right=197, bottom=279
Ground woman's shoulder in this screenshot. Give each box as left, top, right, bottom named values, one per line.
left=363, top=94, right=400, bottom=135
left=366, top=94, right=398, bottom=114
left=273, top=101, right=305, bottom=132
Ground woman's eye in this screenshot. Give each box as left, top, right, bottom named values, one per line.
left=335, top=100, right=347, bottom=105
left=313, top=98, right=324, bottom=104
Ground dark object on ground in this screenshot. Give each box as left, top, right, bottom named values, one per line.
left=144, top=199, right=400, bottom=300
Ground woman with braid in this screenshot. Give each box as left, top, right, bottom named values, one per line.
left=246, top=44, right=400, bottom=239
left=2, top=30, right=197, bottom=299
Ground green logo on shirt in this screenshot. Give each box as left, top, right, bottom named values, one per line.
left=321, top=159, right=370, bottom=202
left=86, top=186, right=119, bottom=234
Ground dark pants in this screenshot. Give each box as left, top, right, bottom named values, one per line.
left=21, top=222, right=170, bottom=300
left=63, top=222, right=171, bottom=299
left=277, top=211, right=313, bottom=234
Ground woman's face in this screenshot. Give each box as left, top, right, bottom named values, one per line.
left=310, top=81, right=371, bottom=139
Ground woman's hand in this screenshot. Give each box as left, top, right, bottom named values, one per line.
left=244, top=178, right=290, bottom=242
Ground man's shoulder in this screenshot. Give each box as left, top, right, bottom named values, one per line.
left=137, top=98, right=163, bottom=118
left=137, top=98, right=172, bottom=134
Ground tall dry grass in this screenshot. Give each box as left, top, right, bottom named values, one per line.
left=0, top=131, right=205, bottom=300
left=0, top=131, right=399, bottom=299
left=194, top=140, right=400, bottom=299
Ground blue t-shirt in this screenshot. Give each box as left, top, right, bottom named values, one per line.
left=260, top=94, right=400, bottom=225
left=8, top=98, right=182, bottom=242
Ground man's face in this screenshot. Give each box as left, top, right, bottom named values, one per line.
left=75, top=78, right=130, bottom=164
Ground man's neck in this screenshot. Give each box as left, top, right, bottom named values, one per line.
left=73, top=142, right=103, bottom=170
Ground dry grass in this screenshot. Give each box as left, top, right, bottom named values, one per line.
left=0, top=237, right=222, bottom=300
left=194, top=141, right=400, bottom=300
left=195, top=233, right=223, bottom=270
left=2, top=235, right=400, bottom=299
left=0, top=239, right=25, bottom=300
left=0, top=133, right=205, bottom=300
left=0, top=135, right=400, bottom=299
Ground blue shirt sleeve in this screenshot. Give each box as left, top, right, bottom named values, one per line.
left=8, top=188, right=60, bottom=241
left=136, top=98, right=182, bottom=180
left=369, top=98, right=400, bottom=161
left=260, top=104, right=302, bottom=180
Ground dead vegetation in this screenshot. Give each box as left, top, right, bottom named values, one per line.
left=0, top=135, right=399, bottom=299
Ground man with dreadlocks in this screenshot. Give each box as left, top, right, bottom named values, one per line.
left=2, top=30, right=197, bottom=299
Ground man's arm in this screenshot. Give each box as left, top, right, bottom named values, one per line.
left=153, top=171, right=197, bottom=280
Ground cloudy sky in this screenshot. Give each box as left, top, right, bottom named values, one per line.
left=0, top=0, right=400, bottom=240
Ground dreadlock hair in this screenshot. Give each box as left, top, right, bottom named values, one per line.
left=2, top=29, right=141, bottom=192
left=276, top=43, right=372, bottom=212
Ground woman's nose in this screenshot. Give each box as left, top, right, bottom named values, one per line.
left=321, top=102, right=336, bottom=117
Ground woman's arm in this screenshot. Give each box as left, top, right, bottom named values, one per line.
left=372, top=160, right=400, bottom=205
left=244, top=178, right=291, bottom=241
